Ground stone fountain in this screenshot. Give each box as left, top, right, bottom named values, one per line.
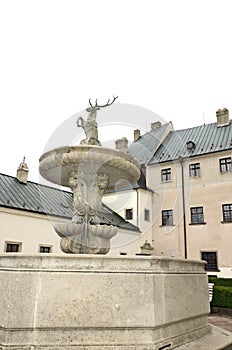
left=1, top=99, right=231, bottom=349
left=39, top=96, right=140, bottom=254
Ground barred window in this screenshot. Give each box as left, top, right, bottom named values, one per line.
left=189, top=163, right=200, bottom=177
left=190, top=207, right=204, bottom=224
left=201, top=252, right=218, bottom=271
left=222, top=204, right=232, bottom=222
left=219, top=157, right=232, bottom=172
left=162, top=210, right=173, bottom=226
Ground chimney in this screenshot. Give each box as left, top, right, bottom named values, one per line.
left=134, top=129, right=140, bottom=141
left=151, top=121, right=161, bottom=130
left=115, top=137, right=128, bottom=152
left=17, top=157, right=29, bottom=184
left=216, top=108, right=230, bottom=127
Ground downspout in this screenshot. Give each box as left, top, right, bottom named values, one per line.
left=179, top=157, right=187, bottom=259
left=136, top=188, right=139, bottom=228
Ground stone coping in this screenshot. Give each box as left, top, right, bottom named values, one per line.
left=0, top=254, right=206, bottom=274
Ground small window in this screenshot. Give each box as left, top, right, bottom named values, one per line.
left=219, top=157, right=232, bottom=173
left=144, top=209, right=150, bottom=222
left=39, top=245, right=52, bottom=253
left=189, top=163, right=200, bottom=177
left=186, top=141, right=195, bottom=150
left=190, top=206, right=204, bottom=224
left=201, top=252, right=218, bottom=271
left=162, top=209, right=173, bottom=226
left=5, top=241, right=22, bottom=253
left=222, top=204, right=232, bottom=222
left=161, top=168, right=171, bottom=182
left=125, top=208, right=133, bottom=220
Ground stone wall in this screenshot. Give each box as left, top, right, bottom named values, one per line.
left=0, top=254, right=210, bottom=349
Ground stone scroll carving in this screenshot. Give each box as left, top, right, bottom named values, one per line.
left=55, top=170, right=118, bottom=254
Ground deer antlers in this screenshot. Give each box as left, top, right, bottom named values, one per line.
left=88, top=96, right=118, bottom=108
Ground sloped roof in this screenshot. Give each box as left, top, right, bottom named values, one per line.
left=128, top=123, right=172, bottom=165
left=0, top=173, right=139, bottom=232
left=149, top=121, right=232, bottom=164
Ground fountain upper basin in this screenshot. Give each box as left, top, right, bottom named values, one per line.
left=39, top=145, right=141, bottom=189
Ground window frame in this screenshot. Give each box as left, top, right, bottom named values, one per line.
left=189, top=163, right=201, bottom=178
left=219, top=157, right=232, bottom=173
left=201, top=251, right=218, bottom=271
left=162, top=209, right=173, bottom=226
left=161, top=168, right=172, bottom=182
left=190, top=206, right=205, bottom=224
left=39, top=245, right=53, bottom=253
left=144, top=209, right=150, bottom=222
left=125, top=208, right=133, bottom=220
left=222, top=204, right=232, bottom=223
left=4, top=241, right=22, bottom=253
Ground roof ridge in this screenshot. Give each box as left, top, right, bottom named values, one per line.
left=0, top=172, right=72, bottom=194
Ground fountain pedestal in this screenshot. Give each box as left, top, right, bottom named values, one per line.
left=2, top=254, right=230, bottom=350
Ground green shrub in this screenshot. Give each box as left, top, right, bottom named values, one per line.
left=208, top=277, right=232, bottom=287
left=211, top=286, right=232, bottom=309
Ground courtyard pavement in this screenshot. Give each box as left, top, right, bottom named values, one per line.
left=209, top=313, right=232, bottom=333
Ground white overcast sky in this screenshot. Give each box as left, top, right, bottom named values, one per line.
left=0, top=0, right=232, bottom=183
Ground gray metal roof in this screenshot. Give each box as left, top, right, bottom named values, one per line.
left=128, top=123, right=171, bottom=165
left=0, top=173, right=139, bottom=232
left=149, top=121, right=232, bottom=164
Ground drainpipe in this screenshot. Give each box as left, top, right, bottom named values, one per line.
left=179, top=157, right=187, bottom=259
left=136, top=188, right=139, bottom=228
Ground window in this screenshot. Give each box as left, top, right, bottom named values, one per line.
left=144, top=209, right=150, bottom=222
left=219, top=157, right=232, bottom=173
left=5, top=241, right=22, bottom=253
left=125, top=208, right=133, bottom=220
left=189, top=163, right=200, bottom=177
left=190, top=206, right=204, bottom=224
left=162, top=210, right=173, bottom=226
left=161, top=168, right=171, bottom=182
left=201, top=252, right=218, bottom=271
left=186, top=141, right=196, bottom=150
left=39, top=245, right=52, bottom=253
left=222, top=204, right=232, bottom=222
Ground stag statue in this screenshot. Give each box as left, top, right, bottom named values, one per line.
left=77, top=96, right=118, bottom=145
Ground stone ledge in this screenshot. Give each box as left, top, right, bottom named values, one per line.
left=175, top=325, right=232, bottom=350
left=0, top=254, right=206, bottom=274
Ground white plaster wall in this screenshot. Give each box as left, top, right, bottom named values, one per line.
left=104, top=189, right=153, bottom=234
left=103, top=188, right=154, bottom=254
left=103, top=190, right=138, bottom=227
left=0, top=207, right=145, bottom=257
left=0, top=208, right=63, bottom=253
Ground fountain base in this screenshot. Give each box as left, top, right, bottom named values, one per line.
left=1, top=254, right=231, bottom=349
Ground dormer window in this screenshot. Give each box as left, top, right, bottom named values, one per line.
left=186, top=141, right=195, bottom=151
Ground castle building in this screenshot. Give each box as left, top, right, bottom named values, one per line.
left=104, top=108, right=232, bottom=277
